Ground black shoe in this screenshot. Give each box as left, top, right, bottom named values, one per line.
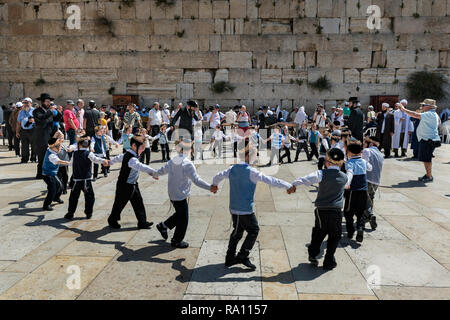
left=236, top=256, right=256, bottom=270
left=36, top=174, right=43, bottom=179
left=225, top=255, right=237, bottom=267
left=62, top=190, right=67, bottom=195
left=369, top=216, right=377, bottom=230
left=156, top=223, right=168, bottom=240
left=347, top=230, right=354, bottom=239
left=43, top=206, right=53, bottom=211
left=104, top=173, right=108, bottom=178
left=422, top=176, right=434, bottom=183
left=308, top=255, right=319, bottom=266
left=171, top=240, right=189, bottom=249
left=64, top=213, right=73, bottom=220
left=323, top=258, right=337, bottom=270
left=356, top=228, right=364, bottom=243
left=86, top=212, right=92, bottom=219
left=92, top=178, right=97, bottom=182
left=54, top=198, right=64, bottom=204
left=108, top=219, right=121, bottom=229
left=137, top=221, right=153, bottom=229
left=418, top=174, right=428, bottom=181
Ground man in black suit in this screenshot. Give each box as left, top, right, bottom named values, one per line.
left=347, top=97, right=364, bottom=142
left=33, top=93, right=55, bottom=179
left=376, top=103, right=395, bottom=158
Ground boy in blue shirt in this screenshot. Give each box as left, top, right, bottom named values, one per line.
left=211, top=140, right=292, bottom=270
left=344, top=141, right=372, bottom=242
left=42, top=136, right=70, bottom=211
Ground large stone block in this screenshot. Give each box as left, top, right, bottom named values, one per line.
left=249, top=83, right=276, bottom=99
left=183, top=0, right=199, bottom=18
left=136, top=1, right=151, bottom=20
left=289, top=0, right=304, bottom=18
left=184, top=70, right=213, bottom=83
left=234, top=18, right=244, bottom=34
left=214, top=69, right=229, bottom=82
left=384, top=0, right=404, bottom=18
left=317, top=0, right=333, bottom=17
left=229, top=68, right=261, bottom=83
left=372, top=51, right=387, bottom=68
left=198, top=35, right=210, bottom=51
left=386, top=50, right=416, bottom=68
left=247, top=0, right=259, bottom=18
left=177, top=83, right=194, bottom=99
left=377, top=68, right=396, bottom=84
left=258, top=0, right=275, bottom=18
left=360, top=69, right=378, bottom=83
left=146, top=52, right=219, bottom=68
left=261, top=69, right=282, bottom=83
left=210, top=34, right=221, bottom=51
left=439, top=51, right=448, bottom=68
left=127, top=83, right=177, bottom=99
left=219, top=51, right=252, bottom=68
left=267, top=52, right=293, bottom=69
left=243, top=19, right=261, bottom=34
left=120, top=3, right=136, bottom=20
left=225, top=19, right=234, bottom=34
left=199, top=0, right=213, bottom=18
left=240, top=35, right=282, bottom=51
left=305, top=0, right=318, bottom=17
left=416, top=51, right=440, bottom=68
left=294, top=51, right=305, bottom=67
left=431, top=0, right=447, bottom=17
left=252, top=52, right=267, bottom=68
left=10, top=83, right=24, bottom=98
left=105, top=1, right=121, bottom=20
left=317, top=51, right=371, bottom=68
left=395, top=68, right=413, bottom=82
left=213, top=0, right=230, bottom=18
left=282, top=68, right=308, bottom=83
left=230, top=0, right=246, bottom=18
left=296, top=34, right=322, bottom=51
left=275, top=0, right=290, bottom=18
left=10, top=21, right=43, bottom=36
left=308, top=68, right=343, bottom=84
left=401, top=0, right=417, bottom=16
left=320, top=18, right=340, bottom=34
left=214, top=18, right=225, bottom=34
left=417, top=0, right=432, bottom=16
left=153, top=20, right=176, bottom=35
left=305, top=51, right=316, bottom=67
left=261, top=20, right=291, bottom=34
left=221, top=35, right=241, bottom=51
left=273, top=83, right=305, bottom=99
left=293, top=18, right=319, bottom=34
left=346, top=0, right=360, bottom=17
left=344, top=69, right=360, bottom=83
left=178, top=19, right=215, bottom=35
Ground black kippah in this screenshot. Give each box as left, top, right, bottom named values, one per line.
left=347, top=143, right=363, bottom=154
left=187, top=100, right=198, bottom=108
left=327, top=148, right=344, bottom=162
left=48, top=137, right=58, bottom=146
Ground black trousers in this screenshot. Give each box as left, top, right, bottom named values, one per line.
left=309, top=142, right=319, bottom=160
left=151, top=125, right=160, bottom=151
left=344, top=190, right=368, bottom=233
left=5, top=124, right=14, bottom=150
left=68, top=180, right=95, bottom=216
left=227, top=213, right=260, bottom=259
left=12, top=133, right=20, bottom=156
left=280, top=146, right=292, bottom=163
left=20, top=129, right=35, bottom=162
left=36, top=146, right=47, bottom=177
left=233, top=141, right=238, bottom=157
left=294, top=141, right=310, bottom=161
left=58, top=166, right=68, bottom=193
left=42, top=175, right=62, bottom=208
left=164, top=199, right=189, bottom=243
left=93, top=156, right=106, bottom=178
left=380, top=132, right=391, bottom=157
left=161, top=143, right=170, bottom=161
left=109, top=182, right=147, bottom=225
left=140, top=147, right=151, bottom=165
left=308, top=208, right=342, bottom=262
left=318, top=157, right=325, bottom=170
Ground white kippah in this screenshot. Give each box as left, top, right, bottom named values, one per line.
left=400, top=99, right=408, bottom=105
left=382, top=103, right=389, bottom=108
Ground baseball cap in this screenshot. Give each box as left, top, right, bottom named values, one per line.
left=22, top=97, right=32, bottom=103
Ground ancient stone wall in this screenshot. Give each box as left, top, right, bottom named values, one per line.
left=1, top=0, right=449, bottom=112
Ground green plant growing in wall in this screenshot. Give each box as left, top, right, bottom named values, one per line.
left=156, top=0, right=176, bottom=7
left=309, top=76, right=331, bottom=92
left=210, top=81, right=235, bottom=94
left=413, top=13, right=420, bottom=18
left=121, top=0, right=135, bottom=7
left=316, top=25, right=323, bottom=34
left=406, top=71, right=447, bottom=101
left=108, top=87, right=115, bottom=95
left=295, top=79, right=303, bottom=86
left=176, top=30, right=185, bottom=38
left=34, top=78, right=46, bottom=86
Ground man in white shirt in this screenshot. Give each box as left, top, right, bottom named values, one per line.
left=209, top=105, right=224, bottom=129
left=148, top=102, right=162, bottom=152
left=162, top=103, right=171, bottom=124
left=313, top=104, right=327, bottom=130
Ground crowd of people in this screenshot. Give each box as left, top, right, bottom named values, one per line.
left=0, top=93, right=445, bottom=271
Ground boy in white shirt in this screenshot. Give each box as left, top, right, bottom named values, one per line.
left=154, top=138, right=214, bottom=248
left=211, top=125, right=227, bottom=158
left=211, top=140, right=293, bottom=270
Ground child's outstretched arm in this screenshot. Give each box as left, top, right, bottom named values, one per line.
left=211, top=167, right=232, bottom=191
left=109, top=153, right=124, bottom=166
left=292, top=170, right=323, bottom=187
left=249, top=167, right=292, bottom=190
left=153, top=162, right=169, bottom=178
left=185, top=162, right=212, bottom=191
left=128, top=157, right=158, bottom=178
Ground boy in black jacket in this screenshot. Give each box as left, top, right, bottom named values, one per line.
left=65, top=135, right=109, bottom=220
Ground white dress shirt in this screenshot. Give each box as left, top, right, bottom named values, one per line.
left=212, top=163, right=292, bottom=189
left=292, top=165, right=341, bottom=186
left=154, top=154, right=211, bottom=201
left=110, top=149, right=157, bottom=184
left=149, top=108, right=162, bottom=126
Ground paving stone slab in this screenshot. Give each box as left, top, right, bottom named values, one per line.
left=373, top=286, right=450, bottom=300
left=0, top=272, right=27, bottom=296
left=344, top=239, right=450, bottom=287
left=186, top=240, right=262, bottom=297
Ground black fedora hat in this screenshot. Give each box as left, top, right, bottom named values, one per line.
left=37, top=93, right=54, bottom=101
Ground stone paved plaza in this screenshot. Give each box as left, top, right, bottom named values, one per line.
left=0, top=142, right=449, bottom=300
